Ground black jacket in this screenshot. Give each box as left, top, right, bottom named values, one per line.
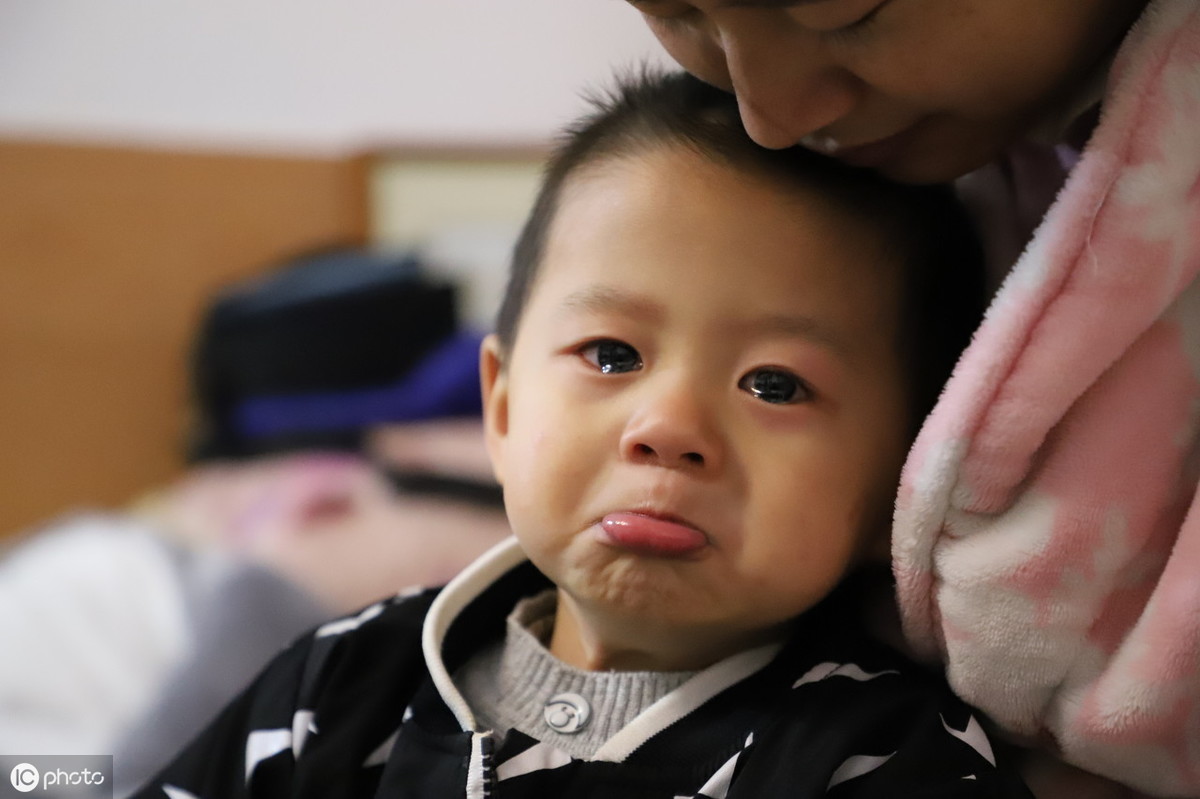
left=133, top=539, right=1032, bottom=799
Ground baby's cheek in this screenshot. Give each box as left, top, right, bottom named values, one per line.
left=503, top=464, right=576, bottom=554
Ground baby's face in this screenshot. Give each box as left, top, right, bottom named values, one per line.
left=627, top=0, right=1146, bottom=182
left=481, top=145, right=910, bottom=666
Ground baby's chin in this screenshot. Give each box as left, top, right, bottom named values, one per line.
left=555, top=583, right=790, bottom=673
left=557, top=546, right=704, bottom=620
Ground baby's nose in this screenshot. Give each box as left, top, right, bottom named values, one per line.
left=618, top=385, right=721, bottom=471
left=629, top=440, right=706, bottom=468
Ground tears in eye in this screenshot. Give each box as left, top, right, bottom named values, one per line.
left=739, top=368, right=810, bottom=404
left=581, top=340, right=644, bottom=374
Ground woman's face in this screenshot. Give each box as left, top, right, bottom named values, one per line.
left=627, top=0, right=1147, bottom=182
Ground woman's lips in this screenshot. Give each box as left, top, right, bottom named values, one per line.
left=803, top=125, right=915, bottom=169
left=599, top=511, right=709, bottom=557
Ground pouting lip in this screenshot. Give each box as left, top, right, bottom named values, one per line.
left=597, top=508, right=714, bottom=545
left=617, top=508, right=704, bottom=531
left=596, top=509, right=713, bottom=558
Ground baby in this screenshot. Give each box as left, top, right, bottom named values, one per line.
left=134, top=71, right=1029, bottom=798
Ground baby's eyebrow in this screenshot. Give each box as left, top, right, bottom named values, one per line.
left=560, top=285, right=665, bottom=324
left=561, top=285, right=848, bottom=356
left=732, top=313, right=850, bottom=357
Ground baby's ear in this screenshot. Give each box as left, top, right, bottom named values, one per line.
left=479, top=334, right=509, bottom=486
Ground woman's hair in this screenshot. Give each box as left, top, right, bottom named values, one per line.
left=496, top=68, right=986, bottom=433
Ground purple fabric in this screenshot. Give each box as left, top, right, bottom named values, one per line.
left=234, top=331, right=484, bottom=438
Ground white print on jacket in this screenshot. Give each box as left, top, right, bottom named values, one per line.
left=675, top=733, right=755, bottom=799
left=793, top=661, right=995, bottom=788
left=245, top=710, right=317, bottom=784
left=792, top=662, right=900, bottom=689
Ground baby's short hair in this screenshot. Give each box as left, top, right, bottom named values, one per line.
left=496, top=69, right=986, bottom=434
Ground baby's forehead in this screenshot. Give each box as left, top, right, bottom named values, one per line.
left=610, top=141, right=910, bottom=232
left=561, top=142, right=914, bottom=282
left=552, top=165, right=909, bottom=318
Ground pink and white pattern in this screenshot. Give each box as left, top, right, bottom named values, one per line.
left=893, top=1, right=1200, bottom=795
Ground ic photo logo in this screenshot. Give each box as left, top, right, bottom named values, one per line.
left=9, top=764, right=38, bottom=793
left=2, top=757, right=110, bottom=796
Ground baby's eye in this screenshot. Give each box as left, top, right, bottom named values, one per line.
left=580, top=339, right=643, bottom=374
left=739, top=368, right=811, bottom=404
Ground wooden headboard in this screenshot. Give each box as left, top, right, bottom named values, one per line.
left=0, top=139, right=370, bottom=537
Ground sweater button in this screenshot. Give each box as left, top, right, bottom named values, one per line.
left=544, top=693, right=591, bottom=734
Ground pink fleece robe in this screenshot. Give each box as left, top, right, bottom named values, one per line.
left=893, top=1, right=1200, bottom=795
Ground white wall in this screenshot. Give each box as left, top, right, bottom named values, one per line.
left=0, top=0, right=672, bottom=153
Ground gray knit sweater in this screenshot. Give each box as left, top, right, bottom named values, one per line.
left=453, top=590, right=696, bottom=759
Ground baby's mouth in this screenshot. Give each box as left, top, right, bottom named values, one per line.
left=598, top=511, right=710, bottom=558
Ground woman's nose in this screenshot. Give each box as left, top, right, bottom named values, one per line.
left=619, top=380, right=722, bottom=472
left=719, top=24, right=862, bottom=149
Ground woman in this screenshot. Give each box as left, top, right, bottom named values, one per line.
left=621, top=1, right=1200, bottom=795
